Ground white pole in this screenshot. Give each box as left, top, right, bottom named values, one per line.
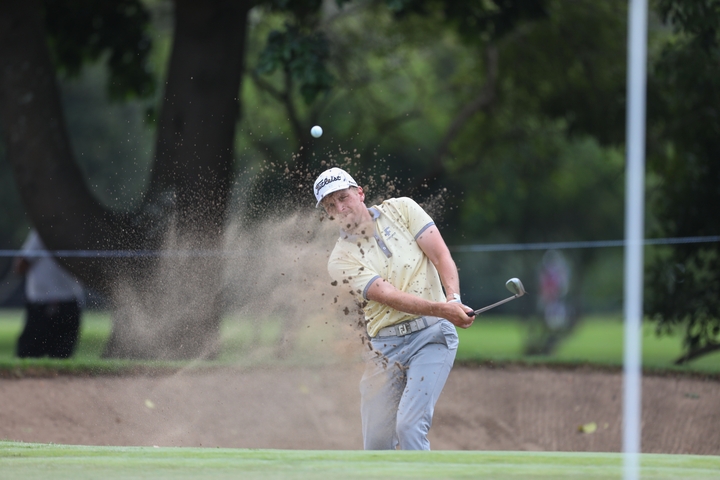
left=623, top=1, right=648, bottom=479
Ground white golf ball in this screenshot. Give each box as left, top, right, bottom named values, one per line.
left=311, top=125, right=323, bottom=138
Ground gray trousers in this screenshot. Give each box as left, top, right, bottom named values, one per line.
left=360, top=319, right=458, bottom=450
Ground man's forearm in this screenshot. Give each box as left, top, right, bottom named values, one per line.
left=415, top=225, right=461, bottom=300
left=434, top=253, right=461, bottom=300
left=366, top=278, right=441, bottom=317
left=366, top=277, right=475, bottom=328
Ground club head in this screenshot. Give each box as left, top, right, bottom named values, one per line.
left=505, top=278, right=525, bottom=297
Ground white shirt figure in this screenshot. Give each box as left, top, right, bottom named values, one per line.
left=20, top=230, right=84, bottom=304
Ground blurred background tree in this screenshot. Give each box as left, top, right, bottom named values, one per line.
left=0, top=0, right=253, bottom=359
left=0, top=0, right=717, bottom=361
left=645, top=0, right=720, bottom=364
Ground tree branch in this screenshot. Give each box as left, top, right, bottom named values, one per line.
left=409, top=45, right=498, bottom=191
left=250, top=70, right=285, bottom=103
left=674, top=341, right=720, bottom=365
left=250, top=67, right=309, bottom=171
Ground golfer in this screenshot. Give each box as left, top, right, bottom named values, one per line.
left=314, top=167, right=475, bottom=450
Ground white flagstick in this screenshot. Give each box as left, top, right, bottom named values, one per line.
left=624, top=1, right=648, bottom=479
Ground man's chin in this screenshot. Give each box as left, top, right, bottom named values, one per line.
left=334, top=215, right=358, bottom=230
left=346, top=219, right=375, bottom=236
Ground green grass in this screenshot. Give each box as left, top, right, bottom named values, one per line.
left=455, top=314, right=720, bottom=373
left=1, top=309, right=720, bottom=374
left=0, top=309, right=347, bottom=374
left=1, top=442, right=719, bottom=480
left=0, top=310, right=183, bottom=374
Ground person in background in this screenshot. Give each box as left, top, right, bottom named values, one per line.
left=538, top=249, right=570, bottom=330
left=313, top=167, right=474, bottom=450
left=13, top=229, right=85, bottom=358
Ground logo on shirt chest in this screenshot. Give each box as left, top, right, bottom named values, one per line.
left=382, top=226, right=396, bottom=241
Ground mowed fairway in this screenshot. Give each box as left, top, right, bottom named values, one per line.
left=1, top=442, right=719, bottom=480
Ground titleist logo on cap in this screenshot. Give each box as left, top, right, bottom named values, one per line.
left=315, top=175, right=342, bottom=193
left=312, top=167, right=358, bottom=207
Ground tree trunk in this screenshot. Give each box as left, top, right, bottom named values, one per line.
left=102, top=0, right=251, bottom=359
left=0, top=0, right=129, bottom=292
left=147, top=0, right=249, bottom=236
left=0, top=0, right=252, bottom=359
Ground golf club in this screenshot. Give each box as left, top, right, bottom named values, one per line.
left=467, top=278, right=526, bottom=317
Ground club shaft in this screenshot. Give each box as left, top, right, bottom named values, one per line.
left=470, top=294, right=518, bottom=316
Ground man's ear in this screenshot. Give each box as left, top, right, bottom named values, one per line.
left=357, top=186, right=365, bottom=201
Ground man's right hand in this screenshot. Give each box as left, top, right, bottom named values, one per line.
left=367, top=278, right=476, bottom=328
left=440, top=301, right=475, bottom=329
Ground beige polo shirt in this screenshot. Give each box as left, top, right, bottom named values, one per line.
left=327, top=197, right=446, bottom=337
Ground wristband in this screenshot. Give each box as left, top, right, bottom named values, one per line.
left=447, top=293, right=461, bottom=303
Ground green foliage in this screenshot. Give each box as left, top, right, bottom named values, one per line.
left=59, top=64, right=154, bottom=211
left=251, top=1, right=373, bottom=107
left=387, top=0, right=548, bottom=42
left=256, top=24, right=334, bottom=104
left=453, top=124, right=625, bottom=244
left=43, top=0, right=155, bottom=100
left=500, top=0, right=628, bottom=145
left=265, top=0, right=324, bottom=18
left=243, top=0, right=551, bottom=174
left=645, top=0, right=720, bottom=362
left=237, top=5, right=472, bottom=183
left=657, top=0, right=720, bottom=49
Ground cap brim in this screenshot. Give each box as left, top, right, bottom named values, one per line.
left=315, top=183, right=352, bottom=208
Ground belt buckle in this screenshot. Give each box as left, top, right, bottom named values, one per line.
left=397, top=322, right=411, bottom=336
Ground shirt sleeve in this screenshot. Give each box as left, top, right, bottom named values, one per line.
left=388, top=197, right=435, bottom=239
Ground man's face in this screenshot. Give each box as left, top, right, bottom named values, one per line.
left=321, top=187, right=368, bottom=230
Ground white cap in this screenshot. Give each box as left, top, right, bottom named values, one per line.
left=313, top=167, right=358, bottom=207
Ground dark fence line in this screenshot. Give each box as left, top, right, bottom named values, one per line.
left=0, top=235, right=718, bottom=258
